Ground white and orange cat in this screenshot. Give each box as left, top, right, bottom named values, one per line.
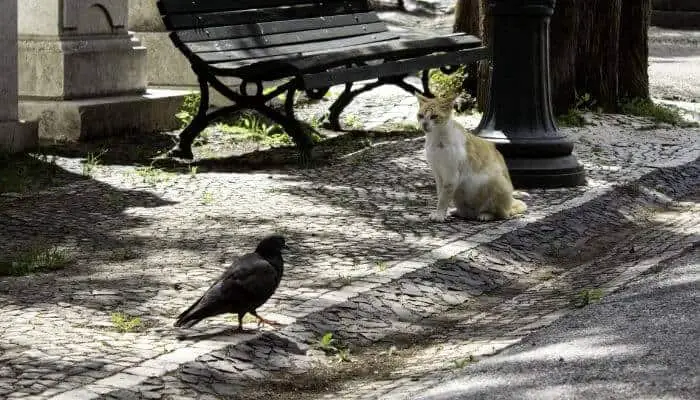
left=416, top=93, right=527, bottom=222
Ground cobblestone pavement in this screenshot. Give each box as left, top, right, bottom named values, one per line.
left=2, top=6, right=700, bottom=400
left=1, top=113, right=697, bottom=399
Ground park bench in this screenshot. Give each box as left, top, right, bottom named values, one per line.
left=157, top=0, right=489, bottom=160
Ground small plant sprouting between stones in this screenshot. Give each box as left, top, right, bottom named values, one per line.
left=226, top=313, right=258, bottom=325
left=0, top=246, right=71, bottom=276
left=376, top=261, right=388, bottom=272
left=188, top=165, right=199, bottom=177
left=571, top=288, right=604, bottom=308
left=215, top=112, right=292, bottom=146
left=201, top=191, right=215, bottom=205
left=176, top=92, right=201, bottom=128
left=82, top=149, right=108, bottom=177
left=132, top=165, right=173, bottom=186
left=342, top=114, right=363, bottom=129
left=316, top=332, right=351, bottom=362
left=111, top=312, right=142, bottom=333
left=452, top=355, right=478, bottom=369
left=619, top=98, right=698, bottom=127
left=557, top=93, right=597, bottom=128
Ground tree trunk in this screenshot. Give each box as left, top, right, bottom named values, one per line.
left=618, top=0, right=652, bottom=100
left=575, top=0, right=622, bottom=112
left=476, top=0, right=490, bottom=111
left=549, top=0, right=579, bottom=116
left=453, top=0, right=483, bottom=98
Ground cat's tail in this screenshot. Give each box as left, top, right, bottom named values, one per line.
left=509, top=198, right=528, bottom=217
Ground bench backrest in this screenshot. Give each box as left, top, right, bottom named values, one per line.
left=157, top=0, right=396, bottom=66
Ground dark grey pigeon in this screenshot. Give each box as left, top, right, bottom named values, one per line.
left=174, top=234, right=288, bottom=331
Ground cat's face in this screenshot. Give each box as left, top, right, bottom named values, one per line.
left=416, top=94, right=455, bottom=132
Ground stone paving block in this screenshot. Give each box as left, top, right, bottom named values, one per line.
left=47, top=388, right=99, bottom=400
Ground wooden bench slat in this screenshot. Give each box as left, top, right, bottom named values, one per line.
left=190, top=23, right=390, bottom=60
left=287, top=34, right=483, bottom=72
left=203, top=32, right=399, bottom=66
left=302, top=47, right=490, bottom=89
left=162, top=1, right=372, bottom=30
left=158, top=0, right=367, bottom=14
left=177, top=12, right=381, bottom=43
left=207, top=35, right=403, bottom=80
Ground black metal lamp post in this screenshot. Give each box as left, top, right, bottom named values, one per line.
left=475, top=0, right=586, bottom=188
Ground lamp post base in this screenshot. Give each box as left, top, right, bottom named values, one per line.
left=503, top=154, right=586, bottom=189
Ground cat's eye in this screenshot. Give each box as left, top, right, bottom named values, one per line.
left=429, top=115, right=438, bottom=120
left=417, top=113, right=424, bottom=118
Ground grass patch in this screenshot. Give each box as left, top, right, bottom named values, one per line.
left=131, top=165, right=173, bottom=186
left=375, top=261, right=388, bottom=272
left=0, top=152, right=80, bottom=194
left=110, top=312, right=143, bottom=333
left=82, top=149, right=107, bottom=177
left=226, top=313, right=259, bottom=325
left=557, top=108, right=587, bottom=127
left=571, top=288, right=604, bottom=308
left=201, top=191, right=215, bottom=205
left=176, top=92, right=201, bottom=128
left=0, top=246, right=71, bottom=276
left=342, top=114, right=363, bottom=130
left=557, top=93, right=597, bottom=127
left=214, top=112, right=293, bottom=146
left=619, top=98, right=698, bottom=127
left=316, top=332, right=352, bottom=363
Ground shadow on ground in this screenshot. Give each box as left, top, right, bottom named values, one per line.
left=92, top=162, right=698, bottom=400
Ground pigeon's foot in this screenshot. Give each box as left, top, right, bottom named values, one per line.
left=255, top=315, right=281, bottom=328
left=232, top=326, right=248, bottom=334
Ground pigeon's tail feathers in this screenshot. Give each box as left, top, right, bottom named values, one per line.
left=174, top=297, right=208, bottom=328
left=174, top=316, right=202, bottom=329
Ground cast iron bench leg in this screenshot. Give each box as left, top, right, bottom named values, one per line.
left=326, top=69, right=435, bottom=131
left=168, top=75, right=211, bottom=160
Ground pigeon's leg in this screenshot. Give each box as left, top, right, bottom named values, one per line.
left=232, top=313, right=245, bottom=333
left=250, top=311, right=281, bottom=328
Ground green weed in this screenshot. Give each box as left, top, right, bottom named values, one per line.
left=0, top=246, right=71, bottom=276
left=176, top=92, right=201, bottom=128
left=571, top=288, right=604, bottom=308
left=82, top=149, right=108, bottom=177
left=110, top=312, right=142, bottom=333
left=619, top=98, right=697, bottom=127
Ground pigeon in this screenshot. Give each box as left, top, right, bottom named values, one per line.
left=174, top=234, right=288, bottom=331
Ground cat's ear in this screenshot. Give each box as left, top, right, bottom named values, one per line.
left=415, top=92, right=429, bottom=104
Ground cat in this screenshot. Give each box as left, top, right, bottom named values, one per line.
left=416, top=93, right=527, bottom=222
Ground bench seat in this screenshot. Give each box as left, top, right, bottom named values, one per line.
left=157, top=0, right=489, bottom=161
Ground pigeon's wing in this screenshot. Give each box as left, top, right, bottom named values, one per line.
left=219, top=253, right=280, bottom=306
left=174, top=253, right=278, bottom=327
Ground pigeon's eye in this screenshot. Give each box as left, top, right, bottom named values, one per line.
left=417, top=113, right=424, bottom=119
left=429, top=115, right=438, bottom=120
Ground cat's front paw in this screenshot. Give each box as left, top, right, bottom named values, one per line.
left=477, top=212, right=495, bottom=222
left=429, top=211, right=447, bottom=222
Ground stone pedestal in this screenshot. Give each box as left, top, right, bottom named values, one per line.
left=128, top=0, right=197, bottom=88
left=0, top=0, right=38, bottom=153
left=126, top=0, right=240, bottom=108
left=17, top=0, right=185, bottom=141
